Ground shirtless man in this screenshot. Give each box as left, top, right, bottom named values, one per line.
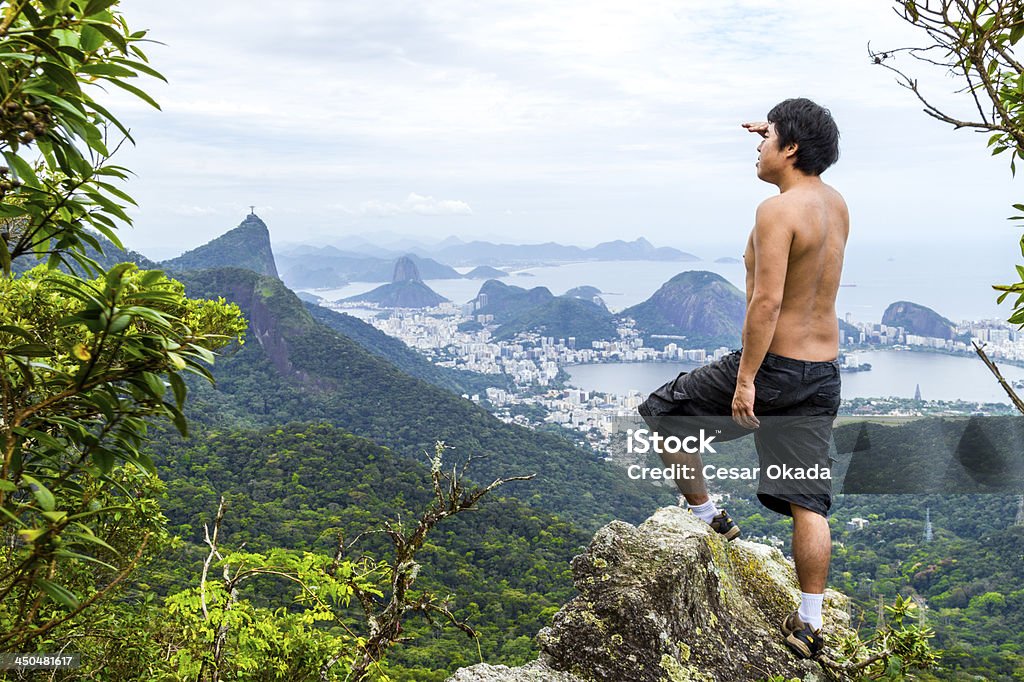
left=638, top=98, right=848, bottom=659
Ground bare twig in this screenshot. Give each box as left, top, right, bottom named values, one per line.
left=973, top=342, right=1024, bottom=414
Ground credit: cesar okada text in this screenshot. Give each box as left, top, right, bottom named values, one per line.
left=623, top=428, right=831, bottom=481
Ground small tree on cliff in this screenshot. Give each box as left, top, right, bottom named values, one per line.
left=871, top=0, right=1024, bottom=412
left=0, top=0, right=246, bottom=649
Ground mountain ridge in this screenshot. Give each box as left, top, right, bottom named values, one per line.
left=161, top=213, right=279, bottom=277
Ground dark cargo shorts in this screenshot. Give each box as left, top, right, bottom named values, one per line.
left=637, top=350, right=841, bottom=518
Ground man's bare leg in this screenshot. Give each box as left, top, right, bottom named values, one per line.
left=790, top=504, right=830, bottom=592
left=790, top=503, right=830, bottom=633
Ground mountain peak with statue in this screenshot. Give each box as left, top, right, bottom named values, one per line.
left=161, top=212, right=279, bottom=278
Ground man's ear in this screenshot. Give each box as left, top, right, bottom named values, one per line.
left=784, top=143, right=798, bottom=159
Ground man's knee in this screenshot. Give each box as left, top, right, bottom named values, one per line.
left=790, top=502, right=829, bottom=521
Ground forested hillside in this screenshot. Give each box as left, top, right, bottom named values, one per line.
left=176, top=267, right=666, bottom=529
left=145, top=421, right=590, bottom=679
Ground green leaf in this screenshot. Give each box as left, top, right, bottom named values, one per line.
left=54, top=549, right=117, bottom=571
left=21, top=87, right=89, bottom=122
left=86, top=22, right=128, bottom=52
left=109, top=56, right=167, bottom=82
left=139, top=270, right=165, bottom=286
left=21, top=474, right=56, bottom=512
left=80, top=62, right=137, bottom=78
left=92, top=448, right=114, bottom=473
left=94, top=180, right=138, bottom=205
left=0, top=203, right=29, bottom=218
left=105, top=262, right=134, bottom=289
left=39, top=61, right=83, bottom=95
left=108, top=313, right=131, bottom=334
left=68, top=526, right=119, bottom=554
left=141, top=371, right=166, bottom=399
left=3, top=152, right=38, bottom=187
left=80, top=25, right=106, bottom=51
left=83, top=99, right=133, bottom=143
left=6, top=343, right=54, bottom=357
left=19, top=528, right=47, bottom=543
left=84, top=0, right=120, bottom=16
left=106, top=76, right=161, bottom=110
left=172, top=406, right=188, bottom=437
left=0, top=480, right=17, bottom=492
left=169, top=371, right=188, bottom=407
left=35, top=578, right=80, bottom=609
left=0, top=325, right=35, bottom=342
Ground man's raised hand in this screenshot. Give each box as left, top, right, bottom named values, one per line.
left=742, top=121, right=769, bottom=138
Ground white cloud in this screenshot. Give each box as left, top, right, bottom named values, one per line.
left=339, top=193, right=473, bottom=217
left=99, top=0, right=1020, bottom=258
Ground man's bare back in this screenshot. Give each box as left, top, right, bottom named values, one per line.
left=732, top=116, right=848, bottom=429
left=743, top=183, right=849, bottom=362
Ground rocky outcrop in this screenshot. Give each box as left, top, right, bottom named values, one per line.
left=881, top=301, right=956, bottom=340
left=448, top=508, right=853, bottom=682
left=392, top=255, right=422, bottom=283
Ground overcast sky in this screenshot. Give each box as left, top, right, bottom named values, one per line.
left=94, top=1, right=1020, bottom=260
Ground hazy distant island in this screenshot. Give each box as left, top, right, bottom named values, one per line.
left=714, top=256, right=742, bottom=264
left=464, top=265, right=508, bottom=279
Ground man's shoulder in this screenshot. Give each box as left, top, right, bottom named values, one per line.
left=754, top=195, right=798, bottom=228
left=758, top=184, right=846, bottom=216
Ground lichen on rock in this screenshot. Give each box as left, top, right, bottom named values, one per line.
left=447, top=506, right=854, bottom=682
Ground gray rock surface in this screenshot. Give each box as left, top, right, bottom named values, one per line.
left=448, top=506, right=853, bottom=682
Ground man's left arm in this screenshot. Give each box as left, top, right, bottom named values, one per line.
left=733, top=199, right=793, bottom=428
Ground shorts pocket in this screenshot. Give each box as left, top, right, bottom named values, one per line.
left=809, top=386, right=841, bottom=410
left=671, top=380, right=691, bottom=403
left=753, top=376, right=782, bottom=405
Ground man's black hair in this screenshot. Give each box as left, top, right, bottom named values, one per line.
left=767, top=98, right=840, bottom=176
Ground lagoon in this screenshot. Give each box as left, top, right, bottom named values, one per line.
left=564, top=349, right=1024, bottom=404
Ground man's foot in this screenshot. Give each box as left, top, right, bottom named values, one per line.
left=781, top=610, right=824, bottom=659
left=709, top=510, right=740, bottom=541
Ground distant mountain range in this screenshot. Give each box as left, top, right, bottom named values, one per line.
left=423, top=236, right=699, bottom=266
left=273, top=237, right=701, bottom=289
left=59, top=221, right=915, bottom=356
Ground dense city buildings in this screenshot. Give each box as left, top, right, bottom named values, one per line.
left=325, top=300, right=1024, bottom=455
